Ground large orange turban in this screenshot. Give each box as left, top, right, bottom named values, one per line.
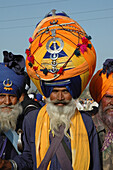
left=89, top=59, right=113, bottom=103
left=26, top=9, right=96, bottom=98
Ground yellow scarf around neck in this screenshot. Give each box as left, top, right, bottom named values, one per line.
left=35, top=104, right=90, bottom=170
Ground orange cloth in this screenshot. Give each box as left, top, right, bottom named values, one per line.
left=26, top=14, right=96, bottom=96
left=35, top=105, right=90, bottom=170
left=89, top=69, right=113, bottom=103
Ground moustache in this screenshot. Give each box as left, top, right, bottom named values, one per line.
left=103, top=105, right=113, bottom=113
left=0, top=104, right=15, bottom=109
left=50, top=99, right=71, bottom=105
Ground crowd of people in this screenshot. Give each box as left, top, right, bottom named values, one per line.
left=76, top=98, right=98, bottom=111
left=0, top=9, right=112, bottom=170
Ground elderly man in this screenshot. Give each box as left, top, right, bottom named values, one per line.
left=0, top=51, right=32, bottom=169
left=10, top=10, right=101, bottom=170
left=89, top=59, right=113, bottom=170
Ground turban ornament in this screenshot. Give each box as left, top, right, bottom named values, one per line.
left=0, top=51, right=26, bottom=99
left=26, top=9, right=96, bottom=98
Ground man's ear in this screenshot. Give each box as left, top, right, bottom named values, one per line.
left=19, top=93, right=25, bottom=103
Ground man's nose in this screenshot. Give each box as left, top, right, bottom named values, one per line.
left=4, top=95, right=11, bottom=105
left=57, top=92, right=64, bottom=100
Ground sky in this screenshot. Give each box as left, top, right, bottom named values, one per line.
left=0, top=0, right=113, bottom=89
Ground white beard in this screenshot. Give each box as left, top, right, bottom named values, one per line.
left=0, top=102, right=23, bottom=132
left=46, top=98, right=76, bottom=137
left=98, top=102, right=113, bottom=132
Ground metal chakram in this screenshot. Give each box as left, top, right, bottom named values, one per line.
left=3, top=79, right=13, bottom=87
left=46, top=37, right=64, bottom=73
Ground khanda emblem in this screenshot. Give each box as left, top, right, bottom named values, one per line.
left=3, top=78, right=13, bottom=91
left=46, top=30, right=64, bottom=73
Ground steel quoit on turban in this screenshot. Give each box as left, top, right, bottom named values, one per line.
left=26, top=9, right=96, bottom=99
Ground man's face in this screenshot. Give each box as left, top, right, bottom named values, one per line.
left=50, top=87, right=72, bottom=106
left=100, top=92, right=113, bottom=131
left=101, top=93, right=113, bottom=116
left=47, top=87, right=75, bottom=136
left=0, top=93, right=18, bottom=112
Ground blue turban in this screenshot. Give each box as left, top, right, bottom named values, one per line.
left=41, top=76, right=81, bottom=99
left=0, top=51, right=26, bottom=99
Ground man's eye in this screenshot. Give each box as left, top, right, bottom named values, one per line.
left=63, top=90, right=69, bottom=93
left=52, top=90, right=58, bottom=93
left=0, top=95, right=5, bottom=97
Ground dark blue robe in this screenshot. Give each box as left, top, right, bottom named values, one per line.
left=14, top=109, right=101, bottom=170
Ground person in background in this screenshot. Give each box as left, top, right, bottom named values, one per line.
left=11, top=9, right=101, bottom=170
left=89, top=59, right=113, bottom=170
left=36, top=93, right=45, bottom=107
left=20, top=72, right=42, bottom=116
left=0, top=51, right=27, bottom=169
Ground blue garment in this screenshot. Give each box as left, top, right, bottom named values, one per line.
left=0, top=134, right=18, bottom=160
left=14, top=109, right=101, bottom=170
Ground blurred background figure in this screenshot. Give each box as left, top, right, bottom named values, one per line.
left=36, top=93, right=45, bottom=107
left=89, top=59, right=113, bottom=170
left=0, top=51, right=27, bottom=169
left=20, top=72, right=42, bottom=116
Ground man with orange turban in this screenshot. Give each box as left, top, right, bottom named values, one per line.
left=89, top=59, right=113, bottom=170
left=12, top=9, right=101, bottom=170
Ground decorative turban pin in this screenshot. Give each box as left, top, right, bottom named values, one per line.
left=26, top=9, right=96, bottom=98
left=0, top=51, right=25, bottom=99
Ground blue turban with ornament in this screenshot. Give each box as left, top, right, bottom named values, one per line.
left=0, top=51, right=26, bottom=100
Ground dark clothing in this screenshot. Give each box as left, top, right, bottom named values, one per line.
left=93, top=114, right=113, bottom=170
left=16, top=95, right=42, bottom=133
left=0, top=116, right=24, bottom=160
left=21, top=95, right=42, bottom=115
left=0, top=96, right=41, bottom=169
left=0, top=134, right=18, bottom=160
left=14, top=110, right=101, bottom=170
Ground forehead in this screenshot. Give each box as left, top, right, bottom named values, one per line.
left=0, top=93, right=17, bottom=97
left=52, top=87, right=68, bottom=91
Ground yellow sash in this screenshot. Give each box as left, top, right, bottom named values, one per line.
left=35, top=105, right=90, bottom=170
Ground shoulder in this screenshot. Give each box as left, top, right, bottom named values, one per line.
left=80, top=111, right=93, bottom=125
left=80, top=111, right=95, bottom=135
left=21, top=96, right=41, bottom=115
left=23, top=109, right=40, bottom=126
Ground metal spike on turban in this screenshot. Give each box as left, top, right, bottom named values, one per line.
left=26, top=9, right=96, bottom=98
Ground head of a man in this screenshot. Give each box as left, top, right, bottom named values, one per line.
left=0, top=51, right=26, bottom=132
left=0, top=93, right=22, bottom=132
left=0, top=93, right=18, bottom=112
left=98, top=92, right=113, bottom=132
left=25, top=10, right=97, bottom=135
left=89, top=59, right=113, bottom=132
left=46, top=86, right=76, bottom=136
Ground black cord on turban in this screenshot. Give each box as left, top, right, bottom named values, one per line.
left=3, top=51, right=25, bottom=75
left=99, top=59, right=113, bottom=78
